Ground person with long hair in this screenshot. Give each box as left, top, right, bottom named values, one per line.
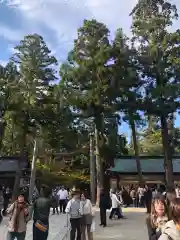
left=159, top=198, right=180, bottom=240
left=146, top=195, right=168, bottom=240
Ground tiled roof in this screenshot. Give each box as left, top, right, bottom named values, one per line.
left=110, top=157, right=180, bottom=173
left=0, top=159, right=27, bottom=172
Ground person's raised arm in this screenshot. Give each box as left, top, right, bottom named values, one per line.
left=6, top=202, right=15, bottom=214
left=114, top=194, right=121, bottom=205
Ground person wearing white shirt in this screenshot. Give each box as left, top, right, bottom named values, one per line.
left=65, top=190, right=81, bottom=240
left=57, top=186, right=68, bottom=213
left=175, top=187, right=180, bottom=198
left=138, top=186, right=145, bottom=207
left=109, top=191, right=122, bottom=219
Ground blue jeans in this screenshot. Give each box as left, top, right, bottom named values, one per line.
left=109, top=208, right=123, bottom=219
left=7, top=231, right=26, bottom=240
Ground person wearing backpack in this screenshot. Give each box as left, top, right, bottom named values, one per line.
left=65, top=189, right=81, bottom=240
left=6, top=194, right=29, bottom=240
left=159, top=198, right=180, bottom=240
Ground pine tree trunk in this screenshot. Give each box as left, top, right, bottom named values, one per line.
left=0, top=121, right=6, bottom=153
left=148, top=115, right=153, bottom=133
left=90, top=133, right=96, bottom=205
left=95, top=125, right=103, bottom=205
left=12, top=121, right=27, bottom=201
left=12, top=161, right=21, bottom=201
left=160, top=115, right=173, bottom=189
left=167, top=113, right=175, bottom=157
left=29, top=138, right=37, bottom=202
left=130, top=118, right=143, bottom=184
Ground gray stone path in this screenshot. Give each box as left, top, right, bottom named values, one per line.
left=0, top=212, right=69, bottom=240
left=0, top=208, right=148, bottom=240
left=94, top=211, right=148, bottom=240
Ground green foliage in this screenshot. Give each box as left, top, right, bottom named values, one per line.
left=131, top=0, right=180, bottom=116
left=131, top=0, right=180, bottom=186
left=60, top=19, right=128, bottom=169
left=1, top=1, right=180, bottom=188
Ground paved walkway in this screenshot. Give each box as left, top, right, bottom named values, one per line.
left=0, top=212, right=69, bottom=240
left=0, top=208, right=147, bottom=240
left=94, top=210, right=148, bottom=240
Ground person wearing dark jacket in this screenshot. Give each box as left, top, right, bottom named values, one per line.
left=52, top=189, right=59, bottom=215
left=0, top=189, right=3, bottom=223
left=145, top=186, right=152, bottom=214
left=3, top=187, right=11, bottom=216
left=33, top=186, right=52, bottom=240
left=99, top=189, right=109, bottom=227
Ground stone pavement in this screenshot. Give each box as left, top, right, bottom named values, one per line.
left=0, top=211, right=69, bottom=240
left=94, top=209, right=148, bottom=240
left=0, top=208, right=148, bottom=240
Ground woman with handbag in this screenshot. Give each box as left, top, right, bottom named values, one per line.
left=80, top=192, right=93, bottom=240
left=33, top=186, right=51, bottom=240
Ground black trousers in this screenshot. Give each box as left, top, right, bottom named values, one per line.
left=33, top=222, right=48, bottom=240
left=70, top=218, right=81, bottom=240
left=59, top=199, right=66, bottom=213
left=0, top=209, right=2, bottom=223
left=146, top=200, right=152, bottom=213
left=52, top=202, right=59, bottom=214
left=53, top=205, right=59, bottom=214
left=3, top=201, right=8, bottom=216
left=100, top=208, right=106, bottom=226
left=139, top=196, right=145, bottom=207
left=7, top=231, right=26, bottom=240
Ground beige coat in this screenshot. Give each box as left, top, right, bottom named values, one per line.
left=7, top=203, right=31, bottom=233
left=159, top=220, right=180, bottom=240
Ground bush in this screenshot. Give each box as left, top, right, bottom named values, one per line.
left=36, top=167, right=89, bottom=189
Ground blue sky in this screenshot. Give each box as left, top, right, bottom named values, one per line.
left=0, top=0, right=180, bottom=139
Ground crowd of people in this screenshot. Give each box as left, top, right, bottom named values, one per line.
left=1, top=183, right=180, bottom=240
left=0, top=185, right=96, bottom=240
left=99, top=184, right=180, bottom=240
left=0, top=186, right=12, bottom=222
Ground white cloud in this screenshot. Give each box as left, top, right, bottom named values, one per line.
left=2, top=0, right=179, bottom=63
left=0, top=24, right=24, bottom=41
left=3, top=0, right=137, bottom=56
left=0, top=60, right=8, bottom=66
